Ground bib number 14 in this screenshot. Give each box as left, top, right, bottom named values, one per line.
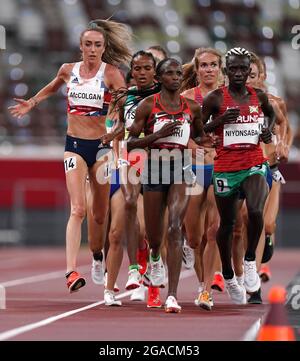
left=64, top=157, right=77, bottom=173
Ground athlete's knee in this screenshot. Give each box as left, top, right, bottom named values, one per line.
left=124, top=194, right=138, bottom=212
left=109, top=227, right=123, bottom=248
left=247, top=208, right=264, bottom=222
left=167, top=224, right=183, bottom=246
left=70, top=204, right=86, bottom=220
left=206, top=223, right=218, bottom=243
left=93, top=210, right=108, bottom=225
left=186, top=235, right=201, bottom=249
left=233, top=222, right=243, bottom=239
left=219, top=218, right=235, bottom=235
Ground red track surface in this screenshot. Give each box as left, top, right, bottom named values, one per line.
left=0, top=247, right=299, bottom=341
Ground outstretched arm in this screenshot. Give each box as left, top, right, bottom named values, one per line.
left=8, top=63, right=70, bottom=118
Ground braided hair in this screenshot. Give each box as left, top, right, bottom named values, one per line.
left=225, top=47, right=250, bottom=59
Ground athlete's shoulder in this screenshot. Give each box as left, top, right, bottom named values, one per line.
left=57, top=63, right=75, bottom=82
left=181, top=87, right=195, bottom=100
left=104, top=63, right=122, bottom=75
left=137, top=94, right=155, bottom=110
left=60, top=62, right=76, bottom=73
left=183, top=96, right=201, bottom=110
left=253, top=87, right=269, bottom=102
left=204, top=87, right=223, bottom=101
left=252, top=86, right=264, bottom=94
left=267, top=92, right=286, bottom=106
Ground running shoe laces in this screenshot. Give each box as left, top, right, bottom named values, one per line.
left=244, top=260, right=261, bottom=293
left=150, top=258, right=165, bottom=287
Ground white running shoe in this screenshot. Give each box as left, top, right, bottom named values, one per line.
left=244, top=260, right=261, bottom=293
left=165, top=296, right=181, bottom=313
left=104, top=289, right=122, bottom=306
left=91, top=259, right=104, bottom=285
left=125, top=269, right=141, bottom=290
left=130, top=284, right=146, bottom=301
left=225, top=276, right=247, bottom=305
left=104, top=272, right=120, bottom=293
left=149, top=255, right=166, bottom=288
left=182, top=239, right=195, bottom=269
left=236, top=274, right=245, bottom=287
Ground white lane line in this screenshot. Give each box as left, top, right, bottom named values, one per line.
left=0, top=291, right=127, bottom=341
left=241, top=317, right=262, bottom=341
left=0, top=269, right=195, bottom=341
left=1, top=266, right=90, bottom=287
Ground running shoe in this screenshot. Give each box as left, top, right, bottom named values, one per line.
left=149, top=255, right=166, bottom=288
left=164, top=296, right=181, bottom=313
left=224, top=276, right=247, bottom=305
left=247, top=287, right=263, bottom=304
left=182, top=239, right=195, bottom=269
left=130, top=284, right=146, bottom=301
left=104, top=272, right=120, bottom=293
left=211, top=273, right=225, bottom=292
left=259, top=265, right=271, bottom=283
left=147, top=286, right=162, bottom=308
left=104, top=289, right=122, bottom=306
left=244, top=260, right=261, bottom=293
left=66, top=271, right=86, bottom=293
left=196, top=290, right=213, bottom=311
left=236, top=274, right=245, bottom=287
left=91, top=259, right=104, bottom=285
left=125, top=269, right=141, bottom=290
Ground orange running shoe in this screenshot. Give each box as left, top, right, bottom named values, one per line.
left=259, top=265, right=271, bottom=283
left=147, top=286, right=162, bottom=308
left=137, top=242, right=149, bottom=275
left=211, top=273, right=225, bottom=292
left=66, top=271, right=86, bottom=293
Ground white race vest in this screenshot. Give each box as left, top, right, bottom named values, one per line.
left=68, top=86, right=104, bottom=109
left=154, top=119, right=190, bottom=146
left=67, top=62, right=106, bottom=111
left=223, top=122, right=261, bottom=147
